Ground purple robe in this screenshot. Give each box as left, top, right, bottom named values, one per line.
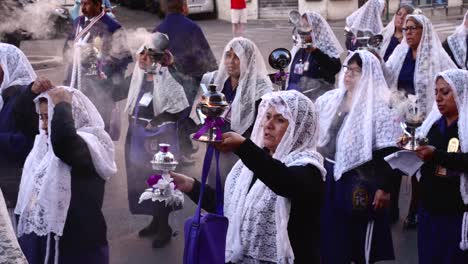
left=154, top=13, right=217, bottom=78
left=321, top=160, right=395, bottom=263
left=0, top=85, right=35, bottom=207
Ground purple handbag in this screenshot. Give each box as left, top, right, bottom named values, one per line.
left=183, top=145, right=228, bottom=264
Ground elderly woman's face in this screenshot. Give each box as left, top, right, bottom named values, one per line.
left=343, top=62, right=362, bottom=92
left=435, top=78, right=458, bottom=117
left=224, top=48, right=241, bottom=79
left=262, top=106, right=289, bottom=153
left=405, top=19, right=423, bottom=49
left=138, top=49, right=153, bottom=70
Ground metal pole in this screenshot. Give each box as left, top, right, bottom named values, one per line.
left=386, top=0, right=390, bottom=22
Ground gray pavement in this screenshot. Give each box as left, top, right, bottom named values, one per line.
left=17, top=5, right=467, bottom=264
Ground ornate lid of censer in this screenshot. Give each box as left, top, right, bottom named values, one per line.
left=202, top=84, right=228, bottom=107
left=151, top=144, right=178, bottom=171
left=199, top=84, right=228, bottom=117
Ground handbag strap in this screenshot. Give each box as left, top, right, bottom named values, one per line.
left=194, top=144, right=223, bottom=224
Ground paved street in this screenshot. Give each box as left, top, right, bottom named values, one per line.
left=16, top=5, right=466, bottom=264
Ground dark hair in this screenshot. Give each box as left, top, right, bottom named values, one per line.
left=398, top=4, right=415, bottom=15
left=347, top=53, right=362, bottom=68
left=435, top=75, right=446, bottom=84
left=161, top=0, right=186, bottom=13
left=38, top=97, right=48, bottom=104
left=406, top=16, right=422, bottom=27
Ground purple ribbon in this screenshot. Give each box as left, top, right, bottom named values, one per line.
left=274, top=71, right=288, bottom=83
left=193, top=117, right=225, bottom=141
left=146, top=174, right=178, bottom=190
left=146, top=174, right=162, bottom=186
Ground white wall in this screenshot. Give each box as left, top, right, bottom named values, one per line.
left=449, top=0, right=462, bottom=7
left=327, top=0, right=358, bottom=20
left=298, top=0, right=363, bottom=20
left=216, top=0, right=230, bottom=21
left=299, top=0, right=327, bottom=18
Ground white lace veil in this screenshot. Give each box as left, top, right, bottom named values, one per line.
left=447, top=11, right=468, bottom=69
left=316, top=50, right=400, bottom=180
left=15, top=87, right=117, bottom=238
left=224, top=90, right=326, bottom=263
left=213, top=37, right=273, bottom=135
left=379, top=13, right=396, bottom=58
left=346, top=0, right=385, bottom=35
left=385, top=14, right=457, bottom=115
left=124, top=36, right=189, bottom=116
left=0, top=43, right=37, bottom=111
left=290, top=11, right=343, bottom=60
left=0, top=188, right=27, bottom=264
left=287, top=11, right=344, bottom=85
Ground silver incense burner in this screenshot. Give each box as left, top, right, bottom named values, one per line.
left=398, top=105, right=428, bottom=150
left=144, top=32, right=170, bottom=75
left=139, top=143, right=184, bottom=206
left=289, top=10, right=313, bottom=49
left=193, top=84, right=229, bottom=143
left=151, top=143, right=178, bottom=173
left=82, top=37, right=103, bottom=76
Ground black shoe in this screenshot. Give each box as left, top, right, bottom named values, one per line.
left=152, top=226, right=173, bottom=248
left=138, top=221, right=158, bottom=237
left=403, top=213, right=418, bottom=229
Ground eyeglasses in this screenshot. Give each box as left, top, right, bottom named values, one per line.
left=342, top=65, right=362, bottom=76
left=402, top=26, right=422, bottom=32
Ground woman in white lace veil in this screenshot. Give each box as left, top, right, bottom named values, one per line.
left=384, top=14, right=457, bottom=228
left=379, top=5, right=415, bottom=61
left=443, top=11, right=468, bottom=69
left=125, top=33, right=189, bottom=119
left=173, top=90, right=326, bottom=263
left=0, top=43, right=37, bottom=232
left=124, top=33, right=189, bottom=248
left=345, top=0, right=385, bottom=51
left=223, top=90, right=325, bottom=264
left=384, top=14, right=457, bottom=115
left=0, top=43, right=37, bottom=111
left=413, top=69, right=468, bottom=262
left=346, top=0, right=385, bottom=35
left=286, top=11, right=343, bottom=97
left=15, top=87, right=116, bottom=264
left=0, top=188, right=27, bottom=264
left=199, top=37, right=273, bottom=136
left=316, top=50, right=400, bottom=264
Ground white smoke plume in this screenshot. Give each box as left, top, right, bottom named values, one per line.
left=0, top=0, right=64, bottom=40
left=122, top=27, right=154, bottom=55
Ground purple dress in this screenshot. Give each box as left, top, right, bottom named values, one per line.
left=125, top=80, right=182, bottom=215
left=319, top=111, right=395, bottom=263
